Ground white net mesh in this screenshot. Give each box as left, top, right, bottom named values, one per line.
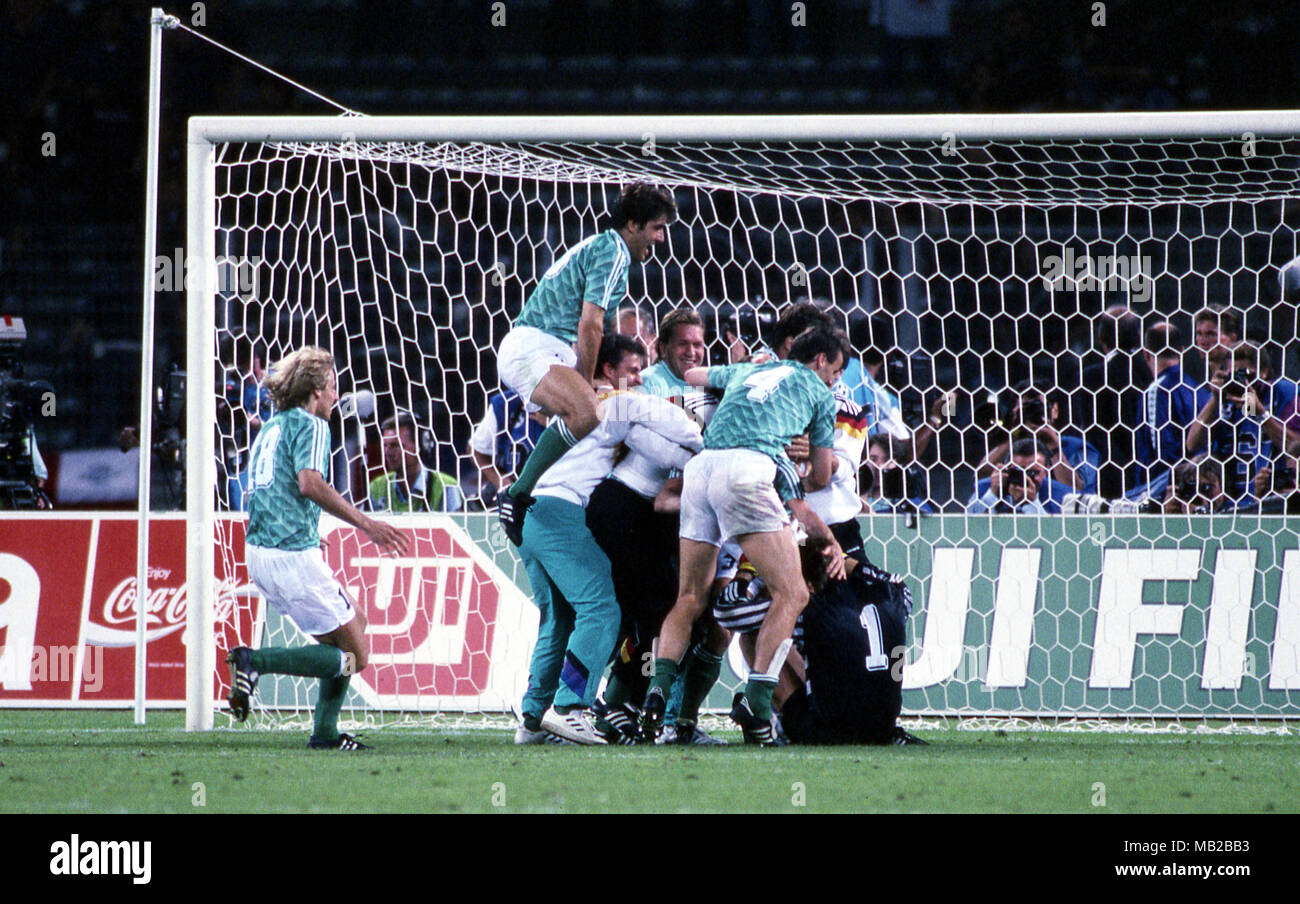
left=206, top=127, right=1300, bottom=729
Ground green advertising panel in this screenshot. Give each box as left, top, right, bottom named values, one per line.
left=489, top=513, right=1300, bottom=719
left=251, top=514, right=1300, bottom=721
left=856, top=514, right=1300, bottom=718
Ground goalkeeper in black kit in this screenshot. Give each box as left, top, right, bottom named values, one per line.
left=718, top=538, right=926, bottom=745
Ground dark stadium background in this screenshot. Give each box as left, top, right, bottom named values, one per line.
left=3, top=0, right=1300, bottom=508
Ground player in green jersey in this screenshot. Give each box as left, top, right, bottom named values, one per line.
left=496, top=183, right=677, bottom=544
left=639, top=306, right=707, bottom=398
left=229, top=346, right=409, bottom=750
left=641, top=327, right=850, bottom=745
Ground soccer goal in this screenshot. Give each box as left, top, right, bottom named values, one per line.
left=186, top=113, right=1300, bottom=732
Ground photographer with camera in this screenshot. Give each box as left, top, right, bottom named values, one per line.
left=1184, top=342, right=1298, bottom=506
left=0, top=316, right=54, bottom=510
left=1161, top=457, right=1229, bottom=515
left=977, top=379, right=1099, bottom=494
left=1253, top=455, right=1300, bottom=514
left=861, top=434, right=935, bottom=514
left=967, top=437, right=1073, bottom=514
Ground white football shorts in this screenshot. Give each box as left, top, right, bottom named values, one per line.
left=497, top=326, right=577, bottom=412
left=679, top=449, right=789, bottom=546
left=246, top=545, right=356, bottom=636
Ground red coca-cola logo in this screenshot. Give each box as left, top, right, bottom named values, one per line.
left=101, top=577, right=187, bottom=629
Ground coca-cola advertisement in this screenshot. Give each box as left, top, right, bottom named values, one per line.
left=79, top=518, right=189, bottom=700
left=0, top=515, right=261, bottom=704
left=0, top=513, right=531, bottom=710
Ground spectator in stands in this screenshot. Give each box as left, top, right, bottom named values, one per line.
left=979, top=379, right=1099, bottom=493
left=1136, top=322, right=1207, bottom=491
left=840, top=312, right=909, bottom=442
left=1278, top=391, right=1300, bottom=445
left=467, top=388, right=546, bottom=504
left=368, top=412, right=463, bottom=513
left=1185, top=342, right=1298, bottom=506
left=862, top=434, right=935, bottom=514
left=222, top=338, right=273, bottom=430
left=966, top=438, right=1072, bottom=514
left=1184, top=304, right=1242, bottom=385
left=218, top=336, right=273, bottom=511
left=1079, top=304, right=1152, bottom=499
left=1253, top=454, right=1300, bottom=514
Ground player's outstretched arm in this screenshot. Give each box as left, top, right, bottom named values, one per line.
left=804, top=445, right=837, bottom=493
left=298, top=468, right=411, bottom=555
left=786, top=498, right=846, bottom=582
left=683, top=366, right=711, bottom=388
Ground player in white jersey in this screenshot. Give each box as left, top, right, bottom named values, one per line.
left=516, top=335, right=704, bottom=745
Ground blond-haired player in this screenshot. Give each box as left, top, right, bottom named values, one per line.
left=228, top=345, right=408, bottom=749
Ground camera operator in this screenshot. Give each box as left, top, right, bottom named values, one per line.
left=978, top=379, right=1099, bottom=494
left=967, top=438, right=1073, bottom=514
left=1185, top=343, right=1298, bottom=506
left=1253, top=455, right=1300, bottom=514
left=1161, top=457, right=1229, bottom=515
left=117, top=361, right=187, bottom=508
left=0, top=316, right=54, bottom=510
left=861, top=434, right=935, bottom=514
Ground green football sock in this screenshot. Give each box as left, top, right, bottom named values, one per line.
left=313, top=675, right=350, bottom=742
left=649, top=657, right=680, bottom=700
left=677, top=645, right=724, bottom=725
left=745, top=675, right=778, bottom=722
left=603, top=672, right=635, bottom=707
left=251, top=645, right=344, bottom=678
left=507, top=423, right=578, bottom=499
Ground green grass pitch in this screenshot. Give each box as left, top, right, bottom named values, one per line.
left=1, top=711, right=1296, bottom=814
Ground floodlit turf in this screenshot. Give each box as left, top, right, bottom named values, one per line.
left=0, top=710, right=1297, bottom=814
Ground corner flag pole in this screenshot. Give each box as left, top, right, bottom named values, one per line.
left=135, top=8, right=175, bottom=724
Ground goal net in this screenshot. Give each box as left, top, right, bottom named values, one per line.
left=187, top=114, right=1300, bottom=731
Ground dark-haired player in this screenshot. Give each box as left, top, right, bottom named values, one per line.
left=778, top=555, right=922, bottom=745
left=641, top=327, right=847, bottom=745
left=496, top=182, right=678, bottom=543
left=515, top=333, right=704, bottom=745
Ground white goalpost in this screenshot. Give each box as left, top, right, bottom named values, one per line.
left=185, top=113, right=1300, bottom=732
